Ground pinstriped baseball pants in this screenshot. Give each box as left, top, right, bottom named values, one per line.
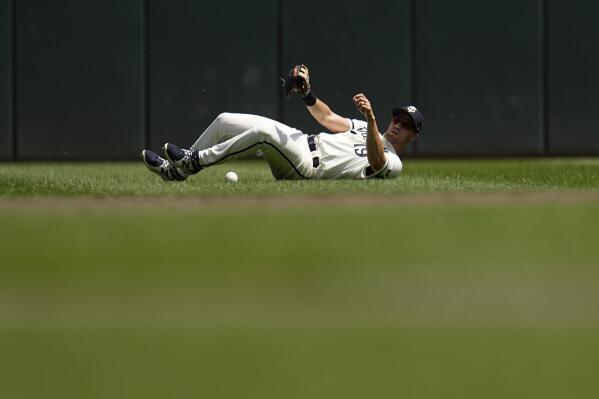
left=190, top=113, right=316, bottom=180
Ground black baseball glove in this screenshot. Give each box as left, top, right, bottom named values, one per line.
left=281, top=64, right=311, bottom=97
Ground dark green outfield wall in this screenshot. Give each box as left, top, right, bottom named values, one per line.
left=14, top=0, right=143, bottom=161
left=0, top=0, right=10, bottom=160
left=415, top=1, right=543, bottom=156
left=547, top=1, right=599, bottom=155
left=147, top=0, right=278, bottom=150
left=0, top=0, right=597, bottom=160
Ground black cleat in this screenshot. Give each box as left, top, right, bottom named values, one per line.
left=141, top=150, right=186, bottom=181
left=163, top=143, right=203, bottom=174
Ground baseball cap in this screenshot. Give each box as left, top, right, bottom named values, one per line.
left=392, top=106, right=424, bottom=133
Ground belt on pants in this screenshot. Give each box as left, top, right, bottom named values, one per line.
left=307, top=135, right=320, bottom=168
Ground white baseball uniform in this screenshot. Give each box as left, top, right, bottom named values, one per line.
left=189, top=113, right=403, bottom=180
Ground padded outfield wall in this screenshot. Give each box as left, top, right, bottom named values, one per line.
left=0, top=0, right=597, bottom=160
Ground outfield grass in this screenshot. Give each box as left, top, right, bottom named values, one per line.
left=1, top=159, right=599, bottom=398
left=1, top=158, right=598, bottom=196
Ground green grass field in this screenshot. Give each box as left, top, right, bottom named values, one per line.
left=1, top=158, right=599, bottom=196
left=1, top=159, right=599, bottom=398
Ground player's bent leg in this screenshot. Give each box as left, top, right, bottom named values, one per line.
left=193, top=123, right=314, bottom=179
left=260, top=145, right=309, bottom=180
left=163, top=143, right=203, bottom=175
left=190, top=113, right=254, bottom=151
left=190, top=113, right=299, bottom=152
left=158, top=129, right=261, bottom=177
left=259, top=126, right=316, bottom=179
left=141, top=150, right=187, bottom=182
left=194, top=126, right=265, bottom=166
left=162, top=123, right=312, bottom=179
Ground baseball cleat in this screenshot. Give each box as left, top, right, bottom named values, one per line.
left=163, top=143, right=203, bottom=174
left=141, top=150, right=187, bottom=181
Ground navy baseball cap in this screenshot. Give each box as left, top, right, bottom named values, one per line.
left=392, top=106, right=424, bottom=133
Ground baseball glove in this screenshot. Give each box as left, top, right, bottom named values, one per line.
left=281, top=64, right=311, bottom=97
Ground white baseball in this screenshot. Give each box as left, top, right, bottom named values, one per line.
left=224, top=171, right=238, bottom=183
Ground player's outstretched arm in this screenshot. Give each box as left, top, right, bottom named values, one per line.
left=284, top=64, right=350, bottom=133
left=306, top=98, right=351, bottom=133
left=353, top=93, right=386, bottom=172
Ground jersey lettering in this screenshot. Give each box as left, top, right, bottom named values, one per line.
left=350, top=128, right=367, bottom=136
left=353, top=144, right=389, bottom=157
left=354, top=144, right=367, bottom=157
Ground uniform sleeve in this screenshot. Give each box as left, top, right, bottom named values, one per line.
left=350, top=119, right=368, bottom=131
left=363, top=153, right=403, bottom=179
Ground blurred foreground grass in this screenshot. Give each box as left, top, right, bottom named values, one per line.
left=2, top=202, right=599, bottom=398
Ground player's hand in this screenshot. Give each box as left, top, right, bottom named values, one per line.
left=296, top=65, right=311, bottom=96
left=282, top=64, right=311, bottom=97
left=353, top=93, right=375, bottom=120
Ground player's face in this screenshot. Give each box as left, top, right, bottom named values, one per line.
left=386, top=118, right=417, bottom=146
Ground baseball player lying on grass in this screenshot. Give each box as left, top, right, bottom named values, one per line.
left=141, top=65, right=424, bottom=181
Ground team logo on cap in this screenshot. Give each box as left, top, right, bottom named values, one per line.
left=407, top=106, right=417, bottom=113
